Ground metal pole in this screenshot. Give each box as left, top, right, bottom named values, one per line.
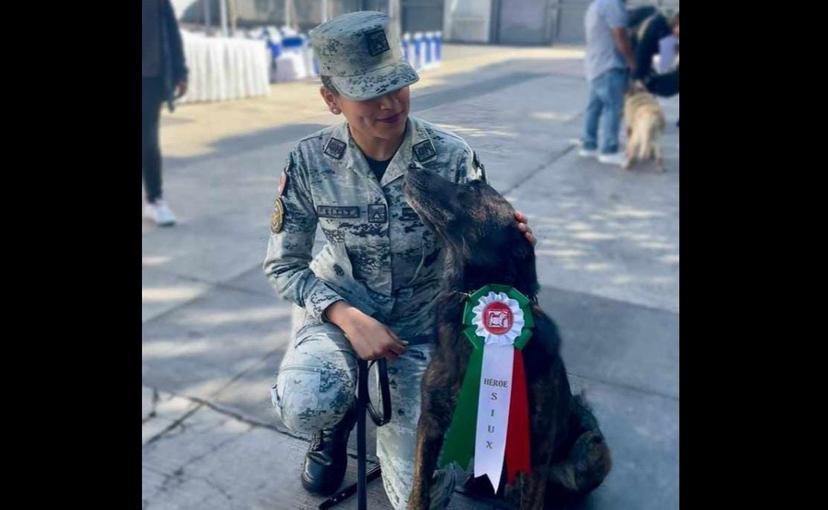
left=229, top=0, right=237, bottom=37
left=322, top=0, right=329, bottom=22
left=204, top=0, right=212, bottom=34
left=219, top=0, right=229, bottom=37
left=387, top=0, right=401, bottom=37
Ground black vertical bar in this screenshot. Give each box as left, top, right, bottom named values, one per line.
left=357, top=359, right=368, bottom=510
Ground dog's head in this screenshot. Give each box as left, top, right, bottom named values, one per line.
left=404, top=166, right=539, bottom=296
left=626, top=80, right=648, bottom=96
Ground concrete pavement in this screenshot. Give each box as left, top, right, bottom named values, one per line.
left=142, top=44, right=679, bottom=509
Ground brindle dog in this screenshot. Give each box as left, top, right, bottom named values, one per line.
left=403, top=167, right=612, bottom=510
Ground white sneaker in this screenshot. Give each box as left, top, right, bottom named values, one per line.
left=597, top=152, right=627, bottom=166
left=145, top=200, right=176, bottom=226
left=578, top=148, right=598, bottom=158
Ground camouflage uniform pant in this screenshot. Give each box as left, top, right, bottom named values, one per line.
left=271, top=305, right=455, bottom=510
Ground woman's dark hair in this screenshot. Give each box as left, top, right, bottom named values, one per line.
left=320, top=75, right=339, bottom=95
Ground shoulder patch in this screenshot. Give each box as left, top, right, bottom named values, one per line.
left=324, top=137, right=347, bottom=160
left=270, top=197, right=285, bottom=234
left=412, top=139, right=437, bottom=162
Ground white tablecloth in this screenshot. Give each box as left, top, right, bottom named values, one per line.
left=179, top=31, right=270, bottom=104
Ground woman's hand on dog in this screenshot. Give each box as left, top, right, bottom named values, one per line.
left=325, top=301, right=408, bottom=361
left=515, top=211, right=536, bottom=246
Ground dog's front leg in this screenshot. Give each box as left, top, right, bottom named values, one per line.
left=520, top=470, right=551, bottom=510
left=409, top=382, right=455, bottom=510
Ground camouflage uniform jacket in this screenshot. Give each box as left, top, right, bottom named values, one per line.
left=263, top=116, right=487, bottom=343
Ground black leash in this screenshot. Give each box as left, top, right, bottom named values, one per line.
left=319, top=358, right=392, bottom=510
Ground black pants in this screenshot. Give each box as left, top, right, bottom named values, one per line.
left=142, top=77, right=164, bottom=203
left=645, top=66, right=679, bottom=97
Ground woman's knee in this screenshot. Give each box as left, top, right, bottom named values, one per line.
left=273, top=365, right=355, bottom=432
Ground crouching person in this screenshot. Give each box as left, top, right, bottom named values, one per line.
left=262, top=11, right=536, bottom=510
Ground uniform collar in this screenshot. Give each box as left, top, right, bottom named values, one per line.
left=321, top=117, right=436, bottom=187
left=381, top=117, right=436, bottom=186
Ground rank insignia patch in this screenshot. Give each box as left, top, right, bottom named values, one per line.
left=412, top=140, right=437, bottom=162
left=365, top=29, right=390, bottom=57
left=368, top=204, right=388, bottom=223
left=324, top=138, right=347, bottom=160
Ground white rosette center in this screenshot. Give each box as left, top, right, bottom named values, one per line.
left=471, top=291, right=525, bottom=346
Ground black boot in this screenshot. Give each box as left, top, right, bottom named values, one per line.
left=301, top=405, right=357, bottom=496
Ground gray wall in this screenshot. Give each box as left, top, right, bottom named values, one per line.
left=178, top=1, right=395, bottom=33
left=492, top=0, right=559, bottom=45
left=401, top=0, right=444, bottom=33
left=486, top=0, right=679, bottom=46
left=556, top=0, right=679, bottom=44
left=173, top=0, right=679, bottom=45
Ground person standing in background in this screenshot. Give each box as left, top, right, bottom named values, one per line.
left=629, top=10, right=679, bottom=98
left=579, top=0, right=637, bottom=166
left=142, top=0, right=188, bottom=226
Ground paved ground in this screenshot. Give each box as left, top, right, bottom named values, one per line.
left=142, top=43, right=679, bottom=510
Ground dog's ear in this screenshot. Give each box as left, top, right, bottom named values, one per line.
left=511, top=232, right=540, bottom=297
left=511, top=236, right=532, bottom=261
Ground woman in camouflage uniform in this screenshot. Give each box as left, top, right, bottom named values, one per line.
left=263, top=11, right=534, bottom=509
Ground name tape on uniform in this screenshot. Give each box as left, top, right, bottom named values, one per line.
left=317, top=205, right=361, bottom=219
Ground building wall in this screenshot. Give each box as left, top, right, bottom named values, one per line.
left=491, top=0, right=558, bottom=45
left=443, top=0, right=493, bottom=43
left=556, top=0, right=679, bottom=44
left=172, top=0, right=678, bottom=46
left=177, top=1, right=389, bottom=33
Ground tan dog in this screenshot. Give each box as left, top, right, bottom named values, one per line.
left=623, top=83, right=666, bottom=171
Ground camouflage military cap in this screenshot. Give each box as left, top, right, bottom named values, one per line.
left=310, top=11, right=419, bottom=101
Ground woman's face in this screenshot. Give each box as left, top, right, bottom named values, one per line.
left=323, top=86, right=410, bottom=142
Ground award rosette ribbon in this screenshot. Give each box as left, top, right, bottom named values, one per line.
left=439, top=284, right=533, bottom=492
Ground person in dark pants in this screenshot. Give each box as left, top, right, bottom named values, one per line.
left=143, top=0, right=188, bottom=226
left=629, top=10, right=679, bottom=98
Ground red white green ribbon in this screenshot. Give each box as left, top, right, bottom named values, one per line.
left=439, top=284, right=533, bottom=492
